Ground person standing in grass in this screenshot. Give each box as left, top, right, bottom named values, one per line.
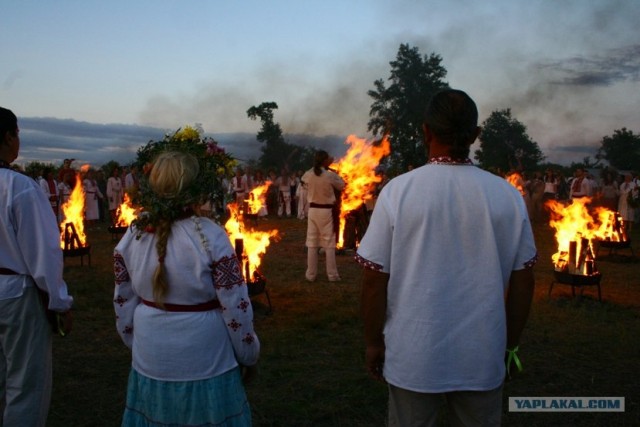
left=357, top=90, right=537, bottom=426
left=302, top=150, right=345, bottom=282
left=114, top=151, right=259, bottom=426
left=0, top=106, right=73, bottom=427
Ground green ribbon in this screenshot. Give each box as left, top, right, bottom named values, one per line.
left=506, top=346, right=522, bottom=377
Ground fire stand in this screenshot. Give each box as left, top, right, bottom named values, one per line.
left=62, top=222, right=91, bottom=266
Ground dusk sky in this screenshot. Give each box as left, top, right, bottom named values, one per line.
left=2, top=1, right=639, bottom=167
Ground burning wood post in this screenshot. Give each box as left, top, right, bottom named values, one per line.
left=109, top=194, right=139, bottom=239
left=225, top=202, right=278, bottom=313
left=546, top=197, right=604, bottom=301
left=59, top=173, right=91, bottom=265
left=331, top=135, right=390, bottom=250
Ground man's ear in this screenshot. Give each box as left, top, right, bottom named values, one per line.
left=422, top=123, right=433, bottom=146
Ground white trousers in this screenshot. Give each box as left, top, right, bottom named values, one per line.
left=0, top=286, right=53, bottom=427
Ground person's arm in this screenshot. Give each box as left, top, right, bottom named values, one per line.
left=505, top=267, right=535, bottom=349
left=361, top=268, right=389, bottom=382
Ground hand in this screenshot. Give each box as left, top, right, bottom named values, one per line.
left=57, top=311, right=73, bottom=336
left=241, top=364, right=258, bottom=385
left=365, top=345, right=386, bottom=382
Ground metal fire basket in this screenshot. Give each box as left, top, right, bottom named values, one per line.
left=548, top=270, right=602, bottom=302
left=62, top=222, right=91, bottom=266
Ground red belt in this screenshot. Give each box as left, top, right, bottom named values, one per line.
left=310, top=203, right=334, bottom=209
left=141, top=299, right=221, bottom=312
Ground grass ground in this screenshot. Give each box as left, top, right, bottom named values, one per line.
left=48, top=216, right=639, bottom=426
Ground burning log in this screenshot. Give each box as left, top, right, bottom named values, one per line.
left=234, top=237, right=272, bottom=313
left=62, top=222, right=91, bottom=266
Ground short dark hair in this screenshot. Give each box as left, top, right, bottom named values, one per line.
left=424, top=89, right=478, bottom=158
left=0, top=107, right=18, bottom=144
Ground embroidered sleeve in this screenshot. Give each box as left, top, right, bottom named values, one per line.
left=113, top=250, right=138, bottom=349
left=522, top=253, right=538, bottom=269
left=212, top=253, right=260, bottom=366
left=354, top=253, right=384, bottom=272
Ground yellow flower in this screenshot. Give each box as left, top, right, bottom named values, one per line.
left=175, top=125, right=200, bottom=142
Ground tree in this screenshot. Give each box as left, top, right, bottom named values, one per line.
left=474, top=109, right=544, bottom=173
left=247, top=102, right=315, bottom=173
left=596, top=128, right=640, bottom=170
left=367, top=44, right=449, bottom=173
left=24, top=161, right=56, bottom=179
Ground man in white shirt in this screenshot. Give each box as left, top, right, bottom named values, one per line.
left=357, top=90, right=537, bottom=426
left=0, top=107, right=73, bottom=426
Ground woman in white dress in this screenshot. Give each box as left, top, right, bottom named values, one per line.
left=107, top=167, right=123, bottom=224
left=114, top=151, right=259, bottom=426
left=83, top=170, right=103, bottom=225
left=618, top=173, right=637, bottom=234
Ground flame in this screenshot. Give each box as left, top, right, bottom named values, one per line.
left=224, top=202, right=279, bottom=279
left=331, top=135, right=390, bottom=247
left=80, top=164, right=91, bottom=173
left=59, top=173, right=87, bottom=248
left=506, top=172, right=526, bottom=196
left=246, top=181, right=271, bottom=215
left=545, top=197, right=627, bottom=275
left=115, top=194, right=139, bottom=227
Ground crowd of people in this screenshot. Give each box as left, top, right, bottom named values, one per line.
left=2, top=93, right=639, bottom=425
left=501, top=167, right=639, bottom=233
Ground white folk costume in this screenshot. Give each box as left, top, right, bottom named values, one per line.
left=618, top=180, right=637, bottom=222
left=83, top=178, right=103, bottom=221
left=230, top=174, right=248, bottom=206
left=106, top=176, right=123, bottom=210
left=356, top=157, right=537, bottom=393
left=113, top=216, right=259, bottom=425
left=0, top=162, right=73, bottom=426
left=301, top=167, right=345, bottom=281
left=276, top=175, right=294, bottom=217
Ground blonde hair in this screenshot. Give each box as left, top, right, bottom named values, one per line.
left=148, top=151, right=200, bottom=304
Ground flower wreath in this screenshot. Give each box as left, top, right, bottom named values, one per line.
left=131, top=126, right=236, bottom=233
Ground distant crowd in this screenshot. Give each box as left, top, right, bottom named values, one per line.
left=11, top=158, right=640, bottom=237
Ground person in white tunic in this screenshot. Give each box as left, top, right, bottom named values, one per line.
left=106, top=168, right=123, bottom=224
left=357, top=90, right=537, bottom=426
left=83, top=170, right=103, bottom=224
left=301, top=151, right=345, bottom=282
left=618, top=173, right=637, bottom=234
left=114, top=151, right=259, bottom=426
left=0, top=107, right=73, bottom=427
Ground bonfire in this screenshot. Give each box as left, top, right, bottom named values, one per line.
left=331, top=135, right=390, bottom=248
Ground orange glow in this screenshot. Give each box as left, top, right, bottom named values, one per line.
left=247, top=181, right=271, bottom=215
left=224, top=202, right=279, bottom=279
left=115, top=194, right=139, bottom=227
left=544, top=197, right=628, bottom=275
left=59, top=173, right=87, bottom=248
left=331, top=135, right=390, bottom=248
left=506, top=172, right=526, bottom=196
left=80, top=164, right=91, bottom=173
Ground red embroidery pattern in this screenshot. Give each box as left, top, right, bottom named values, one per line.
left=123, top=325, right=133, bottom=335
left=114, top=253, right=130, bottom=285
left=238, top=298, right=250, bottom=313
left=354, top=253, right=383, bottom=272
left=114, top=295, right=128, bottom=307
left=213, top=255, right=245, bottom=290
left=428, top=156, right=473, bottom=165
left=228, top=319, right=242, bottom=331
left=242, top=333, right=255, bottom=344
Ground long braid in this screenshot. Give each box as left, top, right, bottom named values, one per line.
left=152, top=218, right=171, bottom=306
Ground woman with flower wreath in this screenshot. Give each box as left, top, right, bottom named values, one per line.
left=113, top=151, right=260, bottom=426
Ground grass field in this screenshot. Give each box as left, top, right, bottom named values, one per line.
left=48, top=216, right=640, bottom=426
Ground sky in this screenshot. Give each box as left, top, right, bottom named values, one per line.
left=2, top=0, right=639, bottom=167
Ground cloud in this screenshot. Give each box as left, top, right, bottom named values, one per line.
left=16, top=117, right=350, bottom=168
left=540, top=44, right=640, bottom=87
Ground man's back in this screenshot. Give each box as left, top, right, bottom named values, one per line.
left=357, top=162, right=536, bottom=392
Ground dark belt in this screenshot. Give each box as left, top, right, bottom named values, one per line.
left=0, top=268, right=19, bottom=275
left=310, top=203, right=334, bottom=209
left=141, top=298, right=221, bottom=312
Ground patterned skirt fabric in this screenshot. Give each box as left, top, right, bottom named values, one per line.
left=121, top=367, right=251, bottom=426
